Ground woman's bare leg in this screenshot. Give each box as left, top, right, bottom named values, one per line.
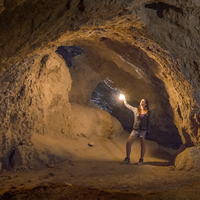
left=126, top=134, right=137, bottom=158
left=140, top=137, right=146, bottom=159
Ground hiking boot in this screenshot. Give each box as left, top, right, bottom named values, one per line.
left=121, top=157, right=130, bottom=165
left=138, top=158, right=143, bottom=165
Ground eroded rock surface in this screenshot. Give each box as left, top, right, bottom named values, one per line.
left=0, top=50, right=123, bottom=169
left=0, top=0, right=200, bottom=171
left=175, top=146, right=200, bottom=171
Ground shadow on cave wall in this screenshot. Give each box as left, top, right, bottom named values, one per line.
left=144, top=2, right=183, bottom=18
left=56, top=46, right=84, bottom=67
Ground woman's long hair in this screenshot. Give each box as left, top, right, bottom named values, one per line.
left=137, top=98, right=149, bottom=115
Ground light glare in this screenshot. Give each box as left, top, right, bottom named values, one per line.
left=119, top=94, right=125, bottom=100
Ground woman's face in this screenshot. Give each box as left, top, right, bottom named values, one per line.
left=140, top=99, right=147, bottom=107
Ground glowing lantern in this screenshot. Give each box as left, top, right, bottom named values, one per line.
left=119, top=94, right=125, bottom=100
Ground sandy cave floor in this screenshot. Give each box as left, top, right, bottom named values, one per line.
left=0, top=131, right=200, bottom=194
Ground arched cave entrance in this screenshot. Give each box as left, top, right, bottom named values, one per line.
left=56, top=42, right=182, bottom=150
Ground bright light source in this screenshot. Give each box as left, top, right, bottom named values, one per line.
left=119, top=94, right=125, bottom=100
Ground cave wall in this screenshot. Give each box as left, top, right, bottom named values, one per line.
left=0, top=50, right=72, bottom=168
left=0, top=50, right=122, bottom=169
left=132, top=0, right=200, bottom=146
left=0, top=0, right=200, bottom=169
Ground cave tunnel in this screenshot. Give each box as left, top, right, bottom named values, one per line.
left=0, top=0, right=200, bottom=199
left=56, top=42, right=182, bottom=150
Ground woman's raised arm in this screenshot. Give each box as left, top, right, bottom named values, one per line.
left=123, top=100, right=137, bottom=113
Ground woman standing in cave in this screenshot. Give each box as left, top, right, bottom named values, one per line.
left=121, top=96, right=149, bottom=165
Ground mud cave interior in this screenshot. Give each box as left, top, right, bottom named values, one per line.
left=0, top=0, right=200, bottom=199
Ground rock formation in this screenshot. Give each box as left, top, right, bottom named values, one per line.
left=0, top=50, right=122, bottom=169
left=0, top=0, right=200, bottom=171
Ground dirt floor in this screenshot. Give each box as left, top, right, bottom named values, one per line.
left=0, top=131, right=200, bottom=199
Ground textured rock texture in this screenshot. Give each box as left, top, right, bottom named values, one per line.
left=1, top=181, right=200, bottom=200
left=175, top=147, right=200, bottom=171
left=175, top=146, right=200, bottom=171
left=0, top=0, right=200, bottom=170
left=0, top=51, right=71, bottom=169
left=0, top=50, right=122, bottom=169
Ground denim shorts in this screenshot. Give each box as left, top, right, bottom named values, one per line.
left=130, top=130, right=147, bottom=138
